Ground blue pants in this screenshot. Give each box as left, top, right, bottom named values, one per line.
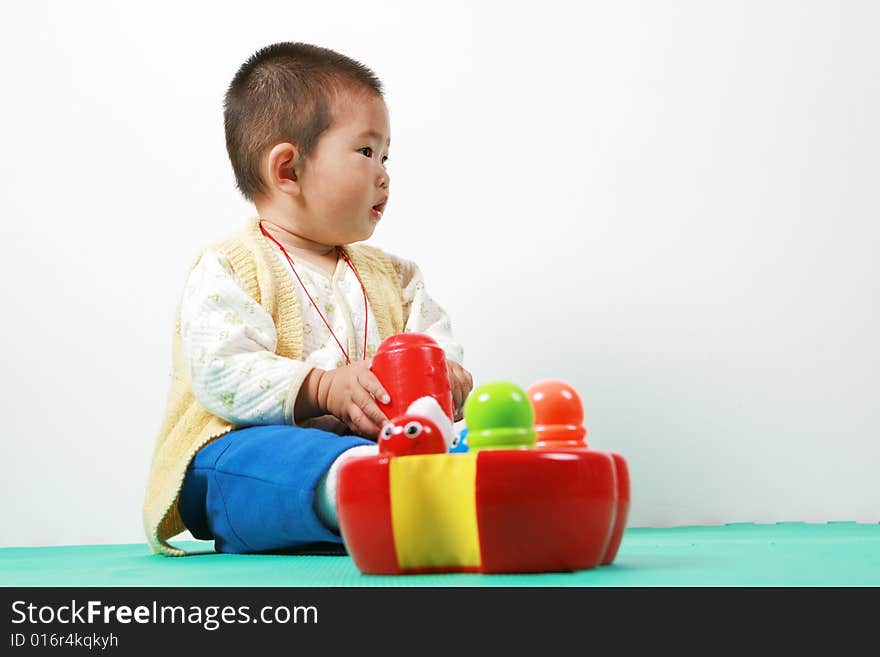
left=179, top=425, right=372, bottom=554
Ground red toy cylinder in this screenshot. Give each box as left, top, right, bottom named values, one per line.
left=370, top=333, right=454, bottom=422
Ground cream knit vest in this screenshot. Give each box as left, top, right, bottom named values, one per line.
left=143, top=217, right=405, bottom=556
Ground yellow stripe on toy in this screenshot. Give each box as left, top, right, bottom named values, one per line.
left=389, top=453, right=481, bottom=570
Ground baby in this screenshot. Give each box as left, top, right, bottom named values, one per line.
left=143, top=42, right=473, bottom=556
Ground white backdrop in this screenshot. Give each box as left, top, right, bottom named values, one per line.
left=1, top=0, right=877, bottom=548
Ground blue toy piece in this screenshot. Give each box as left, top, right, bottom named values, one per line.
left=450, top=427, right=469, bottom=453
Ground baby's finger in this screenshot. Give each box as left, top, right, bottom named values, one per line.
left=457, top=369, right=474, bottom=419
left=357, top=371, right=391, bottom=405
left=450, top=379, right=463, bottom=417
left=347, top=402, right=381, bottom=439
left=353, top=387, right=388, bottom=427
left=458, top=370, right=473, bottom=404
left=462, top=368, right=474, bottom=393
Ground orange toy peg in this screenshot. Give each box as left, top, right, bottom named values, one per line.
left=526, top=378, right=589, bottom=448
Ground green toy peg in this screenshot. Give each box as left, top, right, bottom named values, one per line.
left=463, top=381, right=537, bottom=450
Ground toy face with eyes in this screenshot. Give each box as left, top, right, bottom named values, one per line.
left=378, top=414, right=448, bottom=456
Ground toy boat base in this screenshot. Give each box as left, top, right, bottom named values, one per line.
left=337, top=448, right=630, bottom=575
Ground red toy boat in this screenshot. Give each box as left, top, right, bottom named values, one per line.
left=336, top=335, right=630, bottom=575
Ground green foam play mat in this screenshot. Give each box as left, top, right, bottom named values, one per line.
left=2, top=523, right=878, bottom=586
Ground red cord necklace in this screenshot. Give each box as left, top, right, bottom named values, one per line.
left=259, top=221, right=369, bottom=365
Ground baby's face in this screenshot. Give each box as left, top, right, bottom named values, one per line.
left=296, top=91, right=391, bottom=245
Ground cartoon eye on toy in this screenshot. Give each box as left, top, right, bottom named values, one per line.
left=381, top=424, right=394, bottom=439
left=450, top=433, right=460, bottom=449
left=404, top=421, right=423, bottom=438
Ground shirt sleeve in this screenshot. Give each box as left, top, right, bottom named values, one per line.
left=179, top=250, right=314, bottom=426
left=389, top=253, right=465, bottom=365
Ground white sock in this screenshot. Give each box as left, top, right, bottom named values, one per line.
left=314, top=444, right=379, bottom=532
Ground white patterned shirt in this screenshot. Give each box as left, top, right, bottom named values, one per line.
left=179, top=245, right=463, bottom=427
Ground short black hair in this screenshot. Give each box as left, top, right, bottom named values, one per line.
left=224, top=42, right=384, bottom=201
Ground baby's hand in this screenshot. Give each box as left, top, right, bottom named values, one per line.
left=447, top=360, right=474, bottom=422
left=314, top=360, right=390, bottom=439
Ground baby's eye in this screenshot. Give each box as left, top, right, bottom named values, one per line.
left=359, top=147, right=390, bottom=166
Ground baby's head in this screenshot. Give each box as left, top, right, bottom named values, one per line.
left=225, top=42, right=391, bottom=245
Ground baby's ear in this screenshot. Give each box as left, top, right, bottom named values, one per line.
left=265, top=142, right=302, bottom=195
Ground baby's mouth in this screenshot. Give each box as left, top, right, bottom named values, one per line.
left=372, top=194, right=389, bottom=215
